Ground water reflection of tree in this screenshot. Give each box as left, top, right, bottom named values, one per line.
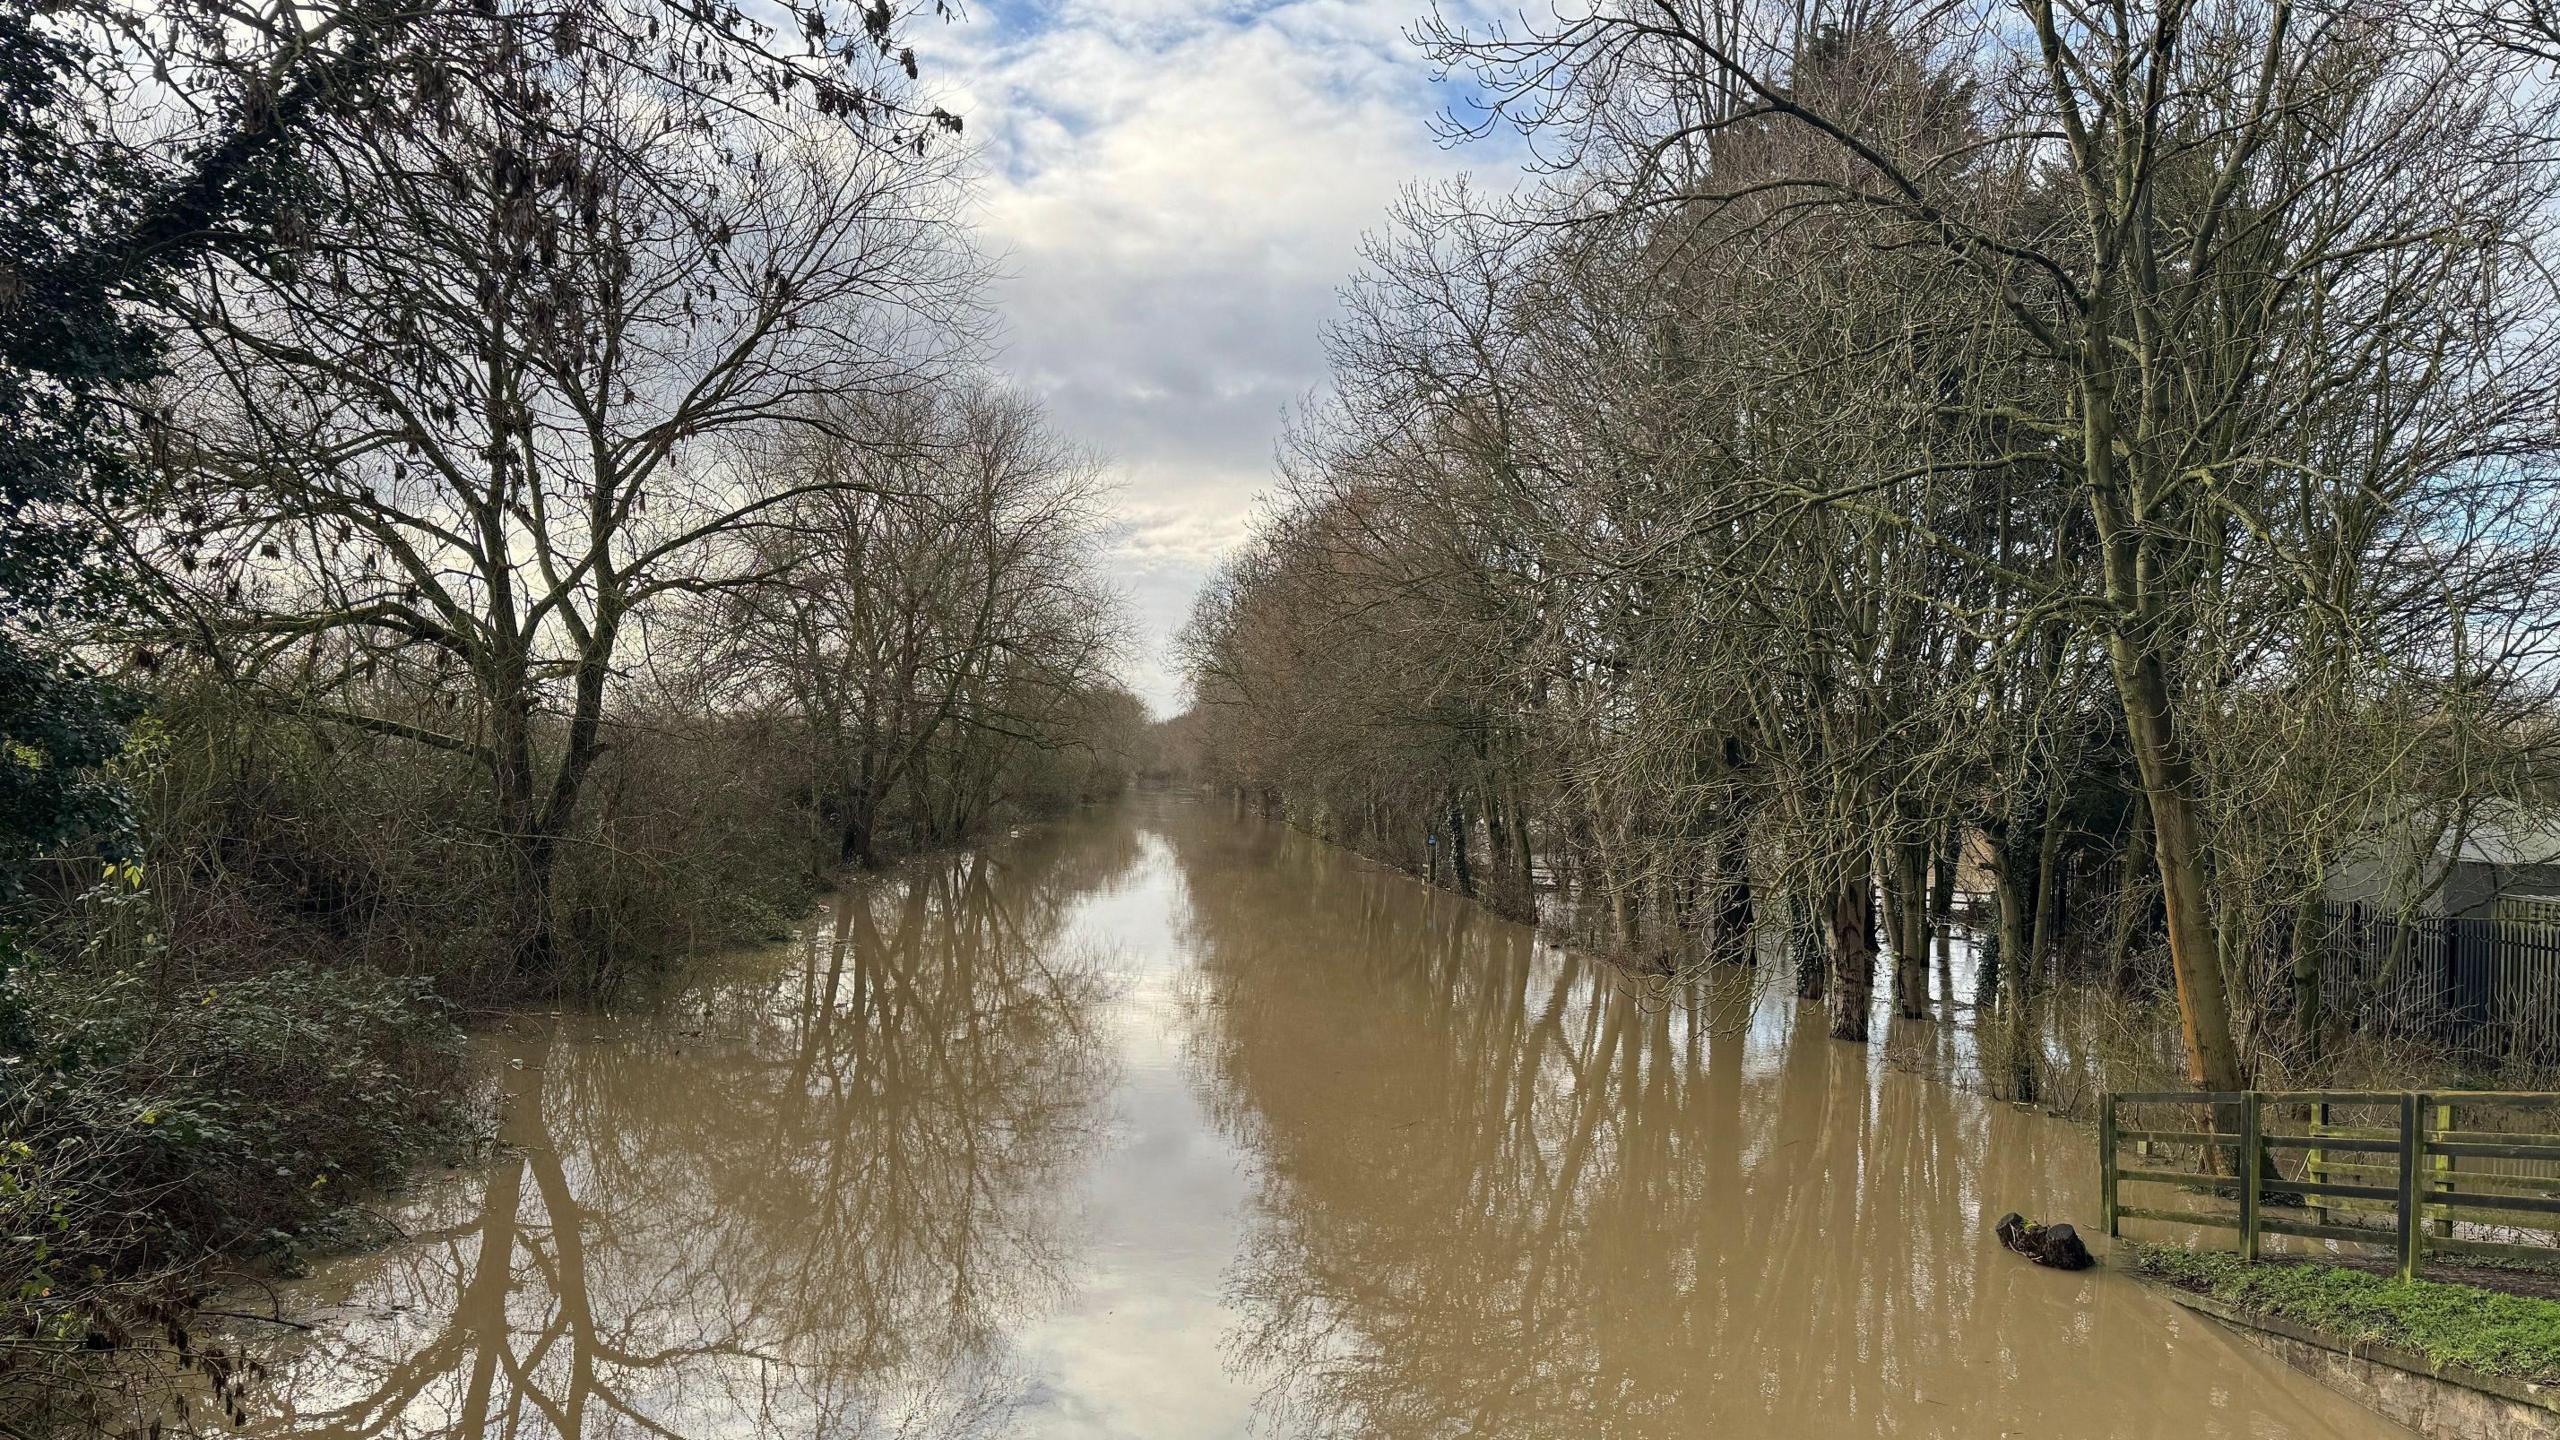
left=1170, top=816, right=2339, bottom=1440
left=247, top=829, right=1131, bottom=1440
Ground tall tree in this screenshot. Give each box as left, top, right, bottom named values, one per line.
left=1419, top=0, right=2560, bottom=1088
left=139, top=21, right=982, bottom=971
left=5, top=0, right=963, bottom=894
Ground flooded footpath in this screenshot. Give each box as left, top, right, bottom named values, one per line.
left=233, top=799, right=2405, bottom=1438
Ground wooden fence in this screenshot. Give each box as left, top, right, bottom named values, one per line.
left=2101, top=1090, right=2560, bottom=1280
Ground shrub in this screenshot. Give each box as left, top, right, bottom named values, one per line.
left=135, top=681, right=826, bottom=999
left=0, top=933, right=468, bottom=1433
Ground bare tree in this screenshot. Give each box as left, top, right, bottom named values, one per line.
left=698, top=383, right=1123, bottom=865
left=136, top=28, right=984, bottom=971
left=1413, top=0, right=2560, bottom=1087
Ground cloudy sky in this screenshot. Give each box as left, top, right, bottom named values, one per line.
left=928, top=0, right=1521, bottom=715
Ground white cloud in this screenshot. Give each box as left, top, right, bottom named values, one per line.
left=925, top=0, right=1516, bottom=714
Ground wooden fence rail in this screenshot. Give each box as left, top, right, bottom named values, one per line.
left=2100, top=1090, right=2560, bottom=1280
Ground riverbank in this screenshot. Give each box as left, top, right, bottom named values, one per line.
left=0, top=956, right=477, bottom=1434
left=2, top=774, right=1148, bottom=1436
left=2124, top=1243, right=2560, bottom=1436
left=2122, top=1243, right=2560, bottom=1383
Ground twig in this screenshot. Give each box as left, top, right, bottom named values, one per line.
left=196, top=1308, right=315, bottom=1332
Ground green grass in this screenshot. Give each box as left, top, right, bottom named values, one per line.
left=2121, top=1241, right=2560, bottom=1384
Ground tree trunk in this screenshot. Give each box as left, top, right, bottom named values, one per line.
left=1931, top=821, right=1959, bottom=955
left=1990, top=816, right=2043, bottom=1101
left=2293, top=837, right=2326, bottom=1060
left=488, top=654, right=557, bottom=980
left=503, top=834, right=561, bottom=980
left=2028, top=817, right=2063, bottom=982
left=2084, top=360, right=2247, bottom=1094
left=840, top=781, right=880, bottom=867
left=2109, top=797, right=2154, bottom=991
left=1713, top=821, right=1754, bottom=966
left=1826, top=864, right=1876, bottom=1042
left=1887, top=833, right=1931, bottom=1018
left=2111, top=641, right=2246, bottom=1091
left=1480, top=782, right=1514, bottom=908
left=1515, top=788, right=1537, bottom=919
left=1791, top=892, right=1826, bottom=1001
left=1933, top=820, right=1960, bottom=1001
left=1446, top=797, right=1475, bottom=897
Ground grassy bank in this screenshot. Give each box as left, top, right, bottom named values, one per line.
left=2121, top=1241, right=2560, bottom=1384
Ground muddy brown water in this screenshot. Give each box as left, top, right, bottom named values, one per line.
left=233, top=800, right=2405, bottom=1438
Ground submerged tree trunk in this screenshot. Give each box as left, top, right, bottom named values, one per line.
left=1886, top=833, right=1931, bottom=1018
left=1480, top=781, right=1516, bottom=913
left=1826, top=865, right=1877, bottom=1042
left=1791, top=892, right=1826, bottom=1001
left=1446, top=796, right=1476, bottom=897
left=1931, top=821, right=1960, bottom=1004
left=1515, top=788, right=1537, bottom=919
left=1931, top=822, right=1959, bottom=960
left=1990, top=817, right=2043, bottom=1101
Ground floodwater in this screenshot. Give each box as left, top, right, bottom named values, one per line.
left=235, top=800, right=2405, bottom=1438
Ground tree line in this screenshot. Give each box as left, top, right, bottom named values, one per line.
left=1, top=1, right=1137, bottom=1430
left=1176, top=0, right=2560, bottom=1098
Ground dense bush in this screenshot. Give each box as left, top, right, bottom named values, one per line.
left=131, top=681, right=826, bottom=998
left=551, top=710, right=829, bottom=974
left=0, top=933, right=468, bottom=1431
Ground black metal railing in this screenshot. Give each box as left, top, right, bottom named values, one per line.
left=2315, top=901, right=2560, bottom=1060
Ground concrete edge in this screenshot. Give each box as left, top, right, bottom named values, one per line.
left=2146, top=1280, right=2560, bottom=1414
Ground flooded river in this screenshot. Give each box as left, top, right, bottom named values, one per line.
left=236, top=800, right=2402, bottom=1438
